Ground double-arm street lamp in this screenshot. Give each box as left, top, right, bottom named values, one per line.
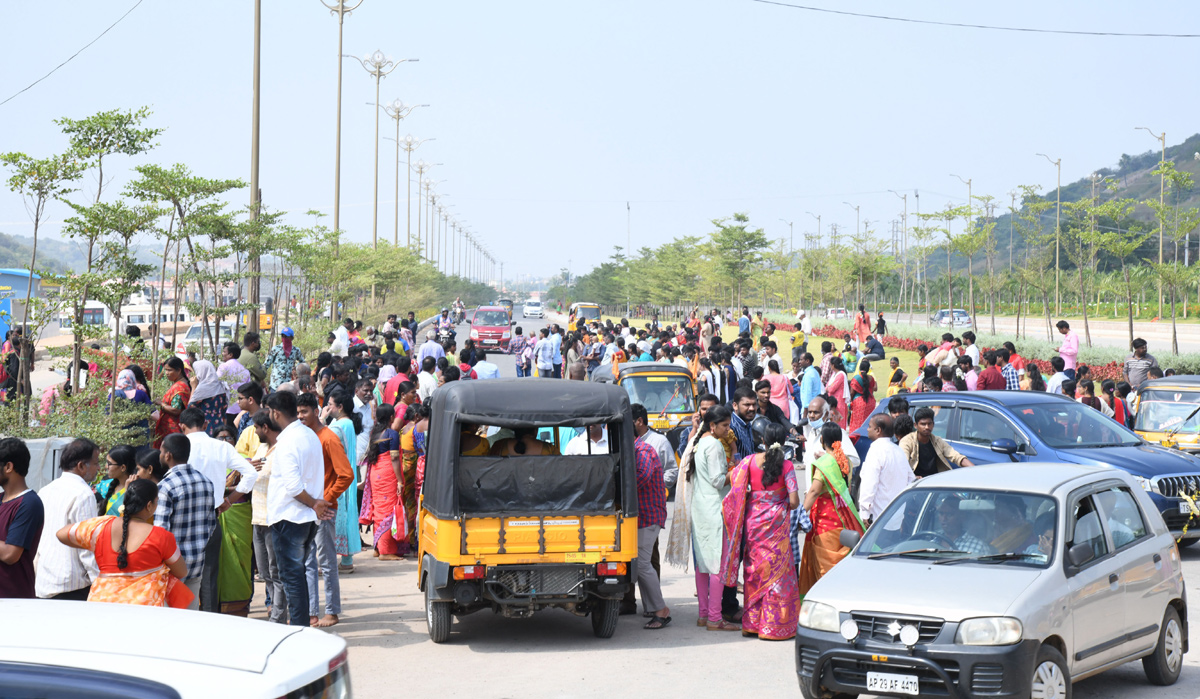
left=1036, top=153, right=1062, bottom=314
left=379, top=100, right=428, bottom=246
left=345, top=50, right=418, bottom=249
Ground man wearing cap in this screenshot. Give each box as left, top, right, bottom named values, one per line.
left=263, top=328, right=305, bottom=391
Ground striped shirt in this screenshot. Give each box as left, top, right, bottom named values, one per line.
left=154, top=465, right=216, bottom=582
left=34, top=472, right=97, bottom=597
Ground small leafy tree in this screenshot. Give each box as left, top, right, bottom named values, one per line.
left=710, top=213, right=769, bottom=310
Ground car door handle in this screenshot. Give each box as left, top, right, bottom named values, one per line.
left=1153, top=554, right=1162, bottom=564
left=1109, top=573, right=1119, bottom=585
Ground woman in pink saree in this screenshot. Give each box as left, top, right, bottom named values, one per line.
left=721, top=422, right=802, bottom=640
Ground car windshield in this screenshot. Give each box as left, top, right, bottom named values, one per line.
left=857, top=488, right=1057, bottom=566
left=473, top=311, right=509, bottom=326
left=1010, top=401, right=1143, bottom=448
left=1135, top=390, right=1200, bottom=434
left=577, top=305, right=601, bottom=320
left=526, top=301, right=541, bottom=307
left=620, top=375, right=695, bottom=414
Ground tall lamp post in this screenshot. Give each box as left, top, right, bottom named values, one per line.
left=412, top=161, right=441, bottom=257
left=842, top=202, right=860, bottom=238
left=320, top=0, right=364, bottom=237
left=1137, top=127, right=1167, bottom=316
left=346, top=51, right=417, bottom=249
left=805, top=211, right=821, bottom=249
left=248, top=0, right=263, bottom=333
left=398, top=135, right=432, bottom=249
left=380, top=100, right=427, bottom=246
left=1036, top=153, right=1062, bottom=315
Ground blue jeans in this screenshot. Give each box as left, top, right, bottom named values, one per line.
left=515, top=364, right=528, bottom=378
left=270, top=520, right=317, bottom=627
left=304, top=517, right=341, bottom=617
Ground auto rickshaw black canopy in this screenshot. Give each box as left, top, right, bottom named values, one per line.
left=424, top=378, right=638, bottom=518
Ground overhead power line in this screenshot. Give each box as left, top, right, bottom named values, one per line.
left=0, top=0, right=145, bottom=108
left=748, top=0, right=1200, bottom=38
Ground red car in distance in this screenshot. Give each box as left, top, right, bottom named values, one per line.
left=470, top=306, right=514, bottom=350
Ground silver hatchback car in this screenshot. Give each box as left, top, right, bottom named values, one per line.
left=795, top=463, right=1187, bottom=698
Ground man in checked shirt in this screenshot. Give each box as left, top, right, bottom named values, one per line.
left=154, top=433, right=216, bottom=610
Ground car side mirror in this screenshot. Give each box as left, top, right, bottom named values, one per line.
left=839, top=529, right=861, bottom=549
left=990, top=438, right=1019, bottom=462
left=1067, top=542, right=1095, bottom=568
left=511, top=321, right=516, bottom=326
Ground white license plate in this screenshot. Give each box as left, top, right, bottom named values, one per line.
left=1180, top=500, right=1192, bottom=514
left=483, top=339, right=498, bottom=345
left=867, top=671, right=919, bottom=696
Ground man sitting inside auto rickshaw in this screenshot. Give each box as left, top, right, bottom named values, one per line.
left=490, top=427, right=559, bottom=456
left=643, top=382, right=689, bottom=414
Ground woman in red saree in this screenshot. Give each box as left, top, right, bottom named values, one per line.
left=154, top=357, right=191, bottom=448
left=798, top=423, right=864, bottom=598
left=721, top=423, right=801, bottom=640
left=847, top=359, right=877, bottom=435
left=360, top=404, right=406, bottom=559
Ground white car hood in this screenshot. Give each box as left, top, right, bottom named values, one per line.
left=0, top=599, right=301, bottom=673
left=808, top=555, right=1042, bottom=621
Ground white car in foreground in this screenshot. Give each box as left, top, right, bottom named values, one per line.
left=0, top=600, right=352, bottom=698
left=523, top=300, right=544, bottom=318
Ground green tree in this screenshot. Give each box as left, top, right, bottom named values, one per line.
left=710, top=213, right=769, bottom=310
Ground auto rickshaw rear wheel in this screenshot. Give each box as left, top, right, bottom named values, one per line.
left=591, top=597, right=619, bottom=638
left=426, top=582, right=452, bottom=643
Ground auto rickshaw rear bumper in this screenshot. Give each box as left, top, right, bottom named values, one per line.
left=424, top=557, right=632, bottom=611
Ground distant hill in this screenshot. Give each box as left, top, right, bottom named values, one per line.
left=944, top=132, right=1200, bottom=275
left=0, top=231, right=91, bottom=273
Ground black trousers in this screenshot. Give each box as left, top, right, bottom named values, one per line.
left=50, top=586, right=91, bottom=601
left=199, top=518, right=223, bottom=613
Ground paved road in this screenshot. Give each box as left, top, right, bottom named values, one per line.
left=250, top=309, right=1200, bottom=698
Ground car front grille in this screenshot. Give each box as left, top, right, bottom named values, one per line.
left=829, top=657, right=959, bottom=696
left=971, top=663, right=1005, bottom=694
left=1155, top=474, right=1200, bottom=498
left=851, top=612, right=945, bottom=644
left=1162, top=509, right=1192, bottom=530
left=490, top=566, right=588, bottom=598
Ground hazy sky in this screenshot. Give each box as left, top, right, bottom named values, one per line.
left=2, top=1, right=1199, bottom=284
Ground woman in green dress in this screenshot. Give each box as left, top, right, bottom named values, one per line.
left=687, top=405, right=738, bottom=631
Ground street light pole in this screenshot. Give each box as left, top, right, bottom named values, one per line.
left=778, top=219, right=793, bottom=251
left=842, top=202, right=860, bottom=237
left=320, top=0, right=363, bottom=238
left=399, top=135, right=432, bottom=249
left=806, top=212, right=821, bottom=249
left=1037, top=153, right=1062, bottom=315
left=1137, top=127, right=1167, bottom=315
left=381, top=101, right=427, bottom=246
left=248, top=0, right=262, bottom=334
left=346, top=51, right=412, bottom=249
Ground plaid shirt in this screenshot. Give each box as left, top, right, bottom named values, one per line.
left=788, top=506, right=814, bottom=565
left=634, top=441, right=666, bottom=529
left=955, top=533, right=993, bottom=555
left=153, top=464, right=216, bottom=582
left=1001, top=364, right=1020, bottom=391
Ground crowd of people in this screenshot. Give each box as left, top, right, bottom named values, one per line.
left=0, top=299, right=1177, bottom=646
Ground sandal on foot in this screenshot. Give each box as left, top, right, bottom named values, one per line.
left=644, top=615, right=672, bottom=630
left=707, top=620, right=742, bottom=632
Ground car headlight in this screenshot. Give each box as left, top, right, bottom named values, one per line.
left=956, top=617, right=1022, bottom=646
left=798, top=600, right=840, bottom=633
left=501, top=332, right=510, bottom=339
left=1132, top=475, right=1156, bottom=493
left=470, top=330, right=479, bottom=340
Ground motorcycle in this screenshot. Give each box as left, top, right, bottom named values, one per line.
left=437, top=327, right=454, bottom=345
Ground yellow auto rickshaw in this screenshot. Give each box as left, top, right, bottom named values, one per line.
left=1134, top=376, right=1200, bottom=452
left=568, top=301, right=602, bottom=332
left=418, top=379, right=640, bottom=642
left=590, top=362, right=696, bottom=432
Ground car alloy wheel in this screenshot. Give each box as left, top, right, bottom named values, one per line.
left=1031, top=660, right=1067, bottom=699
left=1165, top=617, right=1183, bottom=673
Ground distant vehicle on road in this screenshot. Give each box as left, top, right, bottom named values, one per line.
left=0, top=599, right=351, bottom=698
left=1134, top=375, right=1200, bottom=453
left=824, top=307, right=850, bottom=320
left=181, top=322, right=235, bottom=352
left=931, top=308, right=973, bottom=329
left=522, top=300, right=544, bottom=318
left=470, top=306, right=514, bottom=350
left=851, top=391, right=1200, bottom=546
left=569, top=302, right=602, bottom=331
left=495, top=298, right=515, bottom=320
left=796, top=462, right=1187, bottom=698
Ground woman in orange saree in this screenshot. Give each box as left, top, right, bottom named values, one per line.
left=57, top=479, right=192, bottom=608
left=797, top=423, right=864, bottom=598
left=721, top=423, right=802, bottom=640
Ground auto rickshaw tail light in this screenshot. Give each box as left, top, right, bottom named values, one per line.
left=597, top=562, right=626, bottom=575
left=453, top=565, right=486, bottom=580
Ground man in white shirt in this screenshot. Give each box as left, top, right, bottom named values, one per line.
left=800, top=396, right=861, bottom=487
left=961, top=331, right=981, bottom=369
left=179, top=407, right=258, bottom=612
left=1046, top=357, right=1067, bottom=395
left=857, top=415, right=915, bottom=525
left=533, top=328, right=555, bottom=378
left=417, top=356, right=439, bottom=402
left=265, top=390, right=332, bottom=628
left=34, top=438, right=99, bottom=600
left=333, top=317, right=352, bottom=353
left=564, top=425, right=609, bottom=455
left=632, top=404, right=677, bottom=489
